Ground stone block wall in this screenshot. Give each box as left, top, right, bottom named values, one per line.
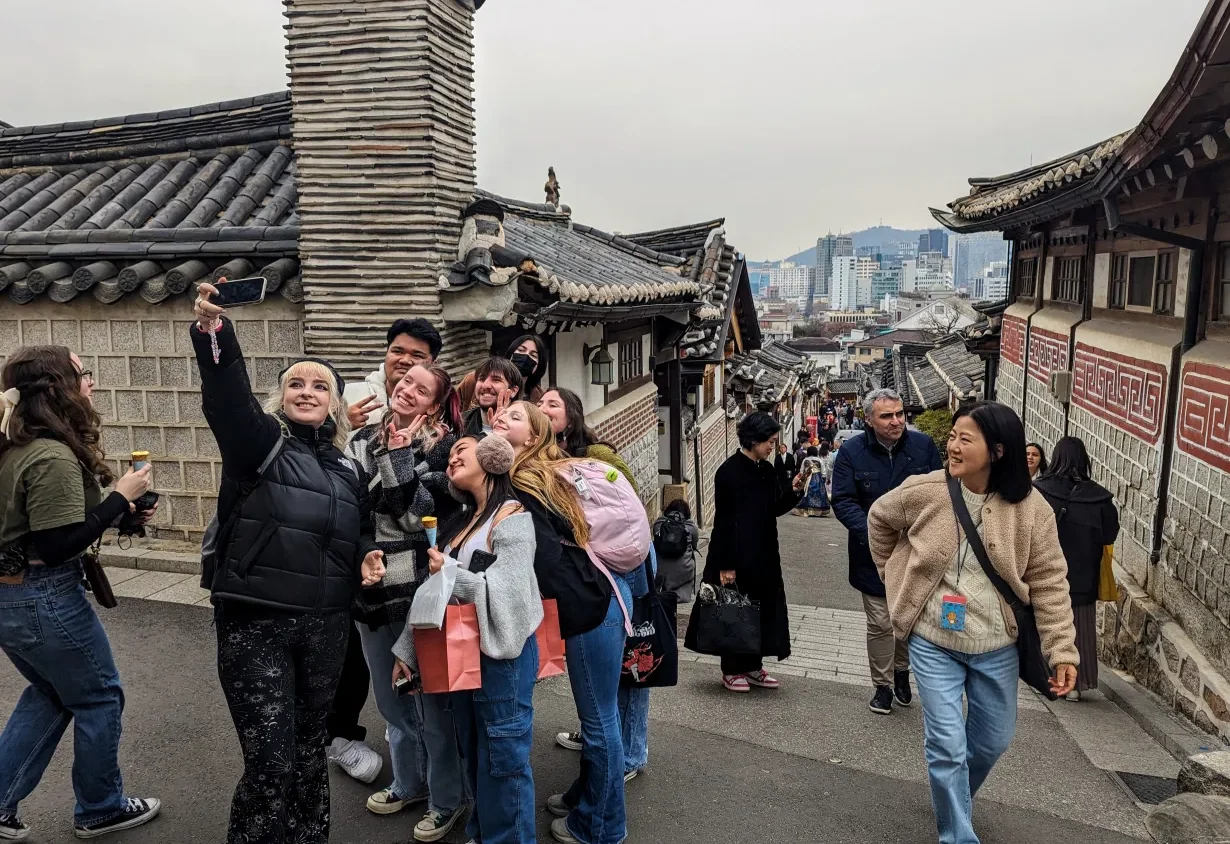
left=591, top=383, right=661, bottom=520
left=1, top=296, right=305, bottom=541
left=1023, top=321, right=1072, bottom=452
left=996, top=359, right=1026, bottom=416
left=698, top=406, right=730, bottom=528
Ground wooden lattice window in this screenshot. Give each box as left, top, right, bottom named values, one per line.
left=1154, top=250, right=1176, bottom=315
left=703, top=365, right=716, bottom=408
left=1127, top=256, right=1157, bottom=309
left=1016, top=257, right=1038, bottom=298
left=1110, top=255, right=1127, bottom=309
left=1052, top=256, right=1084, bottom=304
left=618, top=336, right=643, bottom=384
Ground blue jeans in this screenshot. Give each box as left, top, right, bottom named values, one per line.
left=454, top=635, right=538, bottom=844
left=617, top=558, right=652, bottom=773
left=563, top=574, right=632, bottom=844
left=909, top=635, right=1019, bottom=844
left=359, top=621, right=464, bottom=813
left=0, top=563, right=127, bottom=825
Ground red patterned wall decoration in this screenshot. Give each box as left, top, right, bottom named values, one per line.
left=1177, top=362, right=1230, bottom=474
left=1002, top=315, right=1026, bottom=367
left=1027, top=326, right=1070, bottom=384
left=1071, top=343, right=1167, bottom=444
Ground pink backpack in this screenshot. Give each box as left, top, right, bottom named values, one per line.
left=558, top=459, right=651, bottom=633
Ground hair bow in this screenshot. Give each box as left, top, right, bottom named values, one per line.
left=0, top=387, right=19, bottom=437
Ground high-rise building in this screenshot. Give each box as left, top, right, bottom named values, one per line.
left=748, top=266, right=772, bottom=297
left=813, top=233, right=854, bottom=312
left=975, top=261, right=1009, bottom=302
left=764, top=262, right=812, bottom=304
left=871, top=265, right=903, bottom=304
left=918, top=228, right=950, bottom=258
left=902, top=257, right=953, bottom=295
left=831, top=256, right=860, bottom=311
left=951, top=231, right=1009, bottom=292
left=855, top=257, right=878, bottom=308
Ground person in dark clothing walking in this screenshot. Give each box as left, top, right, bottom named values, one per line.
left=1033, top=436, right=1120, bottom=700
left=775, top=442, right=796, bottom=489
left=697, top=412, right=802, bottom=692
left=192, top=282, right=385, bottom=844
left=832, top=388, right=943, bottom=715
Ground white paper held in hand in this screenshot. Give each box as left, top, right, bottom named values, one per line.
left=408, top=563, right=460, bottom=629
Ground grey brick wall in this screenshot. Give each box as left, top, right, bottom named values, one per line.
left=1024, top=380, right=1065, bottom=453
left=996, top=359, right=1026, bottom=418
left=1068, top=405, right=1163, bottom=582
left=1164, top=451, right=1230, bottom=626
left=4, top=296, right=305, bottom=540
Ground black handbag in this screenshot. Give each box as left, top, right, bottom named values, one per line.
left=684, top=586, right=762, bottom=656
left=621, top=566, right=679, bottom=688
left=946, top=475, right=1057, bottom=700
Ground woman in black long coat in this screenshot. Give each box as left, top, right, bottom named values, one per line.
left=1033, top=436, right=1120, bottom=700
left=695, top=412, right=802, bottom=693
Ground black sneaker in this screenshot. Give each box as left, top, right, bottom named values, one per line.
left=894, top=670, right=913, bottom=707
left=0, top=812, right=29, bottom=841
left=74, top=797, right=161, bottom=839
left=869, top=686, right=894, bottom=715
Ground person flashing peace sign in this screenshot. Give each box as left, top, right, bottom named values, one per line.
left=342, top=362, right=468, bottom=839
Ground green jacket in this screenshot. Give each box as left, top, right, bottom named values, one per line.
left=583, top=444, right=638, bottom=494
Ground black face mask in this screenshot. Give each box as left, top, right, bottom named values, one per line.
left=510, top=352, right=537, bottom=378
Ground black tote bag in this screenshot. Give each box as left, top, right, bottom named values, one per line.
left=946, top=475, right=1057, bottom=700
left=684, top=587, right=762, bottom=656
left=621, top=568, right=679, bottom=688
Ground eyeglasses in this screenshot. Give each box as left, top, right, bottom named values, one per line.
left=78, top=370, right=94, bottom=383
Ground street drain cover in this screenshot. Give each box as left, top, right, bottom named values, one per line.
left=1114, top=771, right=1178, bottom=805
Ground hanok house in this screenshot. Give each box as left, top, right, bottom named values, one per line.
left=725, top=341, right=820, bottom=442
left=930, top=0, right=1230, bottom=740
left=0, top=0, right=742, bottom=543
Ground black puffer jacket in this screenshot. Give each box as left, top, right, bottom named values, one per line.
left=192, top=318, right=375, bottom=613
left=1034, top=474, right=1120, bottom=606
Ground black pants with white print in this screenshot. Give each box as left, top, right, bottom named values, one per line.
left=216, top=610, right=349, bottom=844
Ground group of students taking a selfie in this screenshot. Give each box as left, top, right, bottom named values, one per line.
left=0, top=276, right=701, bottom=844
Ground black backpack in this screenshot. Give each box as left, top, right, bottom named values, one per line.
left=653, top=511, right=690, bottom=558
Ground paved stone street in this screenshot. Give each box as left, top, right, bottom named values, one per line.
left=0, top=513, right=1193, bottom=843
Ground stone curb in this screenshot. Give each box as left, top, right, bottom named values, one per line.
left=1100, top=667, right=1221, bottom=763
left=99, top=545, right=200, bottom=576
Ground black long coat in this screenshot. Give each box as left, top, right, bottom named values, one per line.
left=1034, top=475, right=1120, bottom=606
left=699, top=451, right=801, bottom=658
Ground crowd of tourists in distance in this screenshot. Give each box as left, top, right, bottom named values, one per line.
left=0, top=275, right=711, bottom=844
left=0, top=268, right=1118, bottom=844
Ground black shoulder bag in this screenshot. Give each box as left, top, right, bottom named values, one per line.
left=946, top=475, right=1057, bottom=700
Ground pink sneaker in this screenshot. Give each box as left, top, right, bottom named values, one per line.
left=722, top=674, right=751, bottom=693
left=744, top=670, right=781, bottom=689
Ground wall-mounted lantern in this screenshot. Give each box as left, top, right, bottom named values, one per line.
left=583, top=343, right=614, bottom=386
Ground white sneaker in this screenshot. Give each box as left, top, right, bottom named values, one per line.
left=555, top=730, right=583, bottom=751
left=327, top=737, right=382, bottom=784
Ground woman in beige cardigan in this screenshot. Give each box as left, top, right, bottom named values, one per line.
left=868, top=401, right=1077, bottom=844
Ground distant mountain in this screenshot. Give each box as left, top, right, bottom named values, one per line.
left=773, top=227, right=931, bottom=266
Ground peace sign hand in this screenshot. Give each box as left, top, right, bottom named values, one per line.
left=486, top=388, right=516, bottom=428
left=387, top=415, right=427, bottom=450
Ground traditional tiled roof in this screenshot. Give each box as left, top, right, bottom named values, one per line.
left=926, top=336, right=983, bottom=399
left=931, top=133, right=1129, bottom=231
left=725, top=340, right=814, bottom=407
left=785, top=337, right=842, bottom=353
left=0, top=94, right=299, bottom=305
left=826, top=378, right=859, bottom=396
left=849, top=329, right=932, bottom=350
left=0, top=90, right=711, bottom=314
left=627, top=220, right=762, bottom=360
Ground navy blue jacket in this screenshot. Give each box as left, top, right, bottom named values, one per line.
left=831, top=430, right=943, bottom=596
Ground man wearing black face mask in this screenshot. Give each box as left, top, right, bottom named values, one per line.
left=456, top=334, right=549, bottom=410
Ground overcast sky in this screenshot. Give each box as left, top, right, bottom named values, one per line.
left=0, top=0, right=1209, bottom=259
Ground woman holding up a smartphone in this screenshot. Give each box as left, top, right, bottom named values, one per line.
left=192, top=281, right=386, bottom=844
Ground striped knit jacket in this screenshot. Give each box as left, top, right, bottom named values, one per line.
left=344, top=424, right=458, bottom=629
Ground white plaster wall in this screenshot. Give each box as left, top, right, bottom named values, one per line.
left=554, top=325, right=605, bottom=412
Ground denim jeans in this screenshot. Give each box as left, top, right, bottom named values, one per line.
left=359, top=621, right=465, bottom=813
left=453, top=635, right=538, bottom=844
left=0, top=562, right=127, bottom=826
left=562, top=573, right=632, bottom=844
left=908, top=635, right=1019, bottom=844
left=617, top=557, right=652, bottom=774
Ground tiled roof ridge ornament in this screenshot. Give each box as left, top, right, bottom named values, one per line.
left=442, top=197, right=534, bottom=292
left=545, top=166, right=561, bottom=207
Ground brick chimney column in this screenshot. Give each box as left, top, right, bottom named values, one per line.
left=284, top=0, right=489, bottom=378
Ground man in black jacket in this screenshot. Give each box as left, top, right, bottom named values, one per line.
left=461, top=357, right=524, bottom=436
left=832, top=388, right=943, bottom=716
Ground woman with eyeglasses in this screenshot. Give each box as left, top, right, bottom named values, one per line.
left=0, top=346, right=162, bottom=840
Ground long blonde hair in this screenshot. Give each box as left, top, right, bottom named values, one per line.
left=508, top=400, right=590, bottom=545
left=262, top=361, right=351, bottom=450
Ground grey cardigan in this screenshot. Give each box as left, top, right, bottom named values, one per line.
left=393, top=509, right=543, bottom=667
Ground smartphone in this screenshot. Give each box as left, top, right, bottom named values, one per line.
left=211, top=276, right=268, bottom=308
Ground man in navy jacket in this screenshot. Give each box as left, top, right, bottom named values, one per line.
left=831, top=388, right=943, bottom=715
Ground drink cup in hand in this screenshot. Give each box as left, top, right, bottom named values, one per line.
left=115, top=465, right=153, bottom=502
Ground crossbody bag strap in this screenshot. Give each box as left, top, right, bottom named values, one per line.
left=946, top=474, right=1022, bottom=611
